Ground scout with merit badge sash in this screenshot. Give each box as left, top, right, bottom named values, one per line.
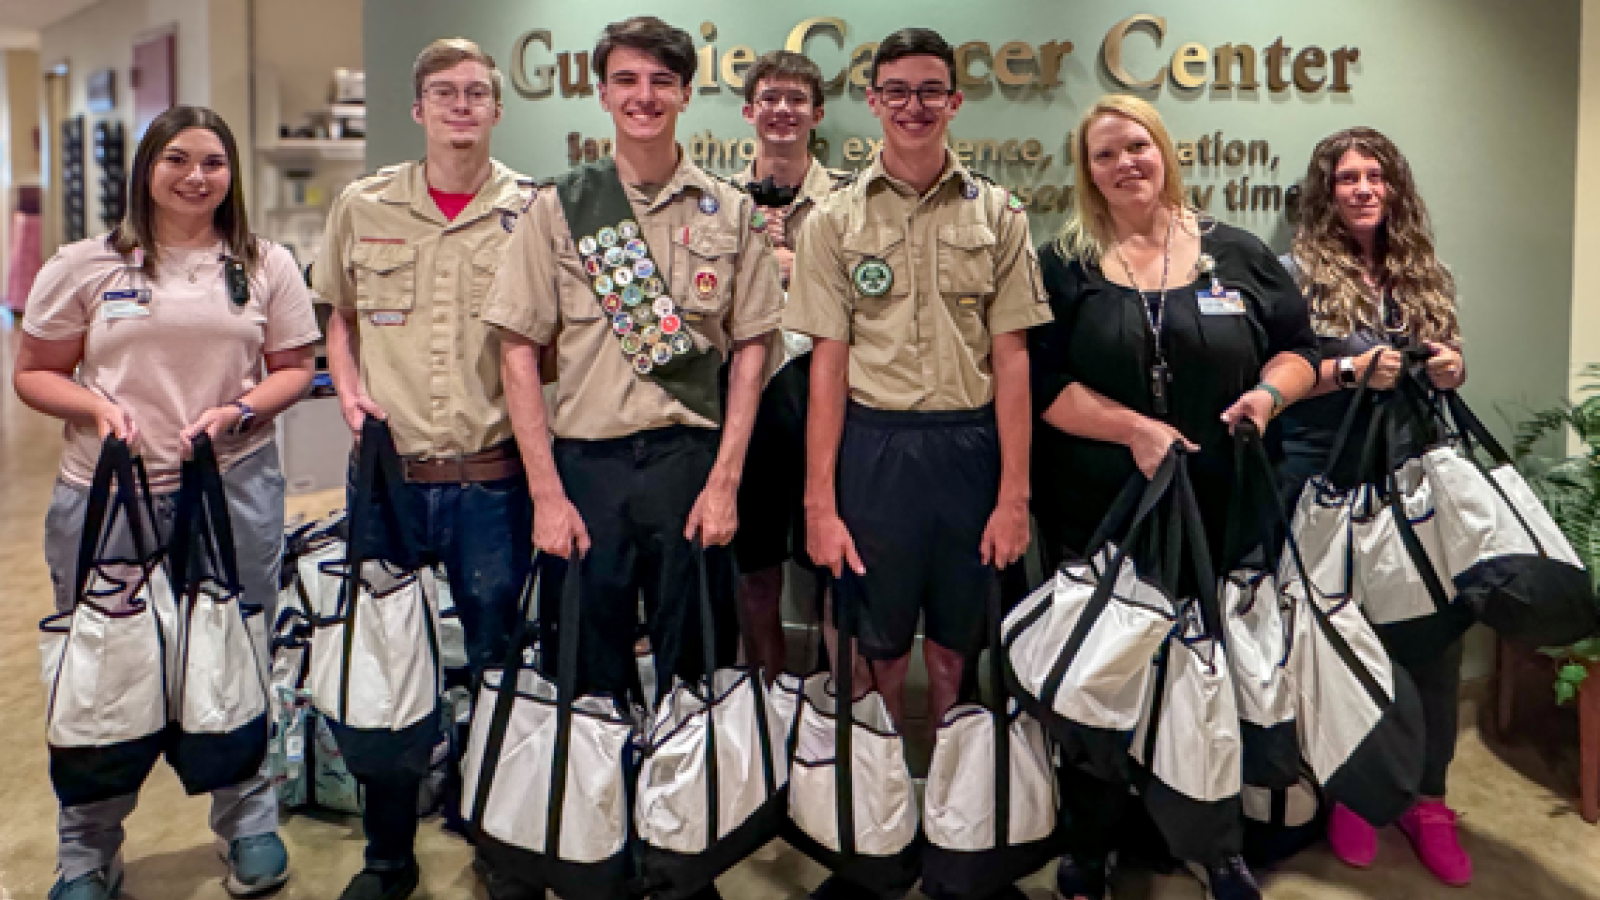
left=553, top=159, right=725, bottom=423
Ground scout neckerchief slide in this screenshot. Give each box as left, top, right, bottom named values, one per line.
left=554, top=159, right=724, bottom=423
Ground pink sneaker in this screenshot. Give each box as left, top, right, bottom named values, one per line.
left=1326, top=802, right=1377, bottom=868
left=1397, top=801, right=1473, bottom=886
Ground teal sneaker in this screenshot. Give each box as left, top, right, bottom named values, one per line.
left=48, top=868, right=120, bottom=900
left=222, top=833, right=290, bottom=896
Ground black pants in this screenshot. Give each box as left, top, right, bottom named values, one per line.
left=539, top=425, right=739, bottom=700
left=1395, top=636, right=1463, bottom=798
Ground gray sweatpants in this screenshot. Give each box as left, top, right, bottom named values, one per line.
left=42, top=443, right=286, bottom=882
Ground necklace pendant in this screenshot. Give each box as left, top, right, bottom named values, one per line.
left=188, top=271, right=197, bottom=283
left=1150, top=362, right=1171, bottom=417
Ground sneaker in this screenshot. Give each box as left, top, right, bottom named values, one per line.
left=810, top=876, right=875, bottom=899
left=338, top=863, right=421, bottom=900
left=48, top=868, right=121, bottom=900
left=222, top=833, right=290, bottom=896
left=1327, top=802, right=1377, bottom=869
left=1186, top=856, right=1261, bottom=900
left=1055, top=852, right=1110, bottom=900
left=1397, top=800, right=1473, bottom=886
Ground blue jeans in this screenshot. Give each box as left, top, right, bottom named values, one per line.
left=345, top=464, right=531, bottom=867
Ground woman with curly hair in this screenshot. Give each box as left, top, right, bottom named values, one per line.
left=1278, top=127, right=1470, bottom=886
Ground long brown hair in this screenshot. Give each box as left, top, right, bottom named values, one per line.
left=1056, top=95, right=1192, bottom=266
left=1290, top=127, right=1459, bottom=343
left=110, top=105, right=260, bottom=277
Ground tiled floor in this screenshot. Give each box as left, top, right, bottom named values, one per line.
left=2, top=323, right=1598, bottom=899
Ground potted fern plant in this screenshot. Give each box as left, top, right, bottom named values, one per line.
left=1511, top=363, right=1600, bottom=703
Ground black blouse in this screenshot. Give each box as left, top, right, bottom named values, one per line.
left=1027, top=222, right=1318, bottom=564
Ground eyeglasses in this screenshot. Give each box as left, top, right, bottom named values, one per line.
left=873, top=83, right=955, bottom=110
left=422, top=82, right=496, bottom=107
left=755, top=90, right=813, bottom=111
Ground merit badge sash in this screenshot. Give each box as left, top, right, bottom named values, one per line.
left=553, top=159, right=724, bottom=423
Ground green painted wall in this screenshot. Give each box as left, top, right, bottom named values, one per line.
left=365, top=0, right=1580, bottom=421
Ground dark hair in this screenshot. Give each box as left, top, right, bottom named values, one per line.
left=868, top=28, right=956, bottom=88
left=593, top=16, right=696, bottom=84
left=110, top=105, right=258, bottom=277
left=413, top=37, right=503, bottom=102
left=743, top=50, right=826, bottom=108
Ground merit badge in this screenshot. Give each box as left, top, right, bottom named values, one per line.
left=652, top=343, right=675, bottom=365
left=604, top=246, right=626, bottom=267
left=1006, top=193, right=1026, bottom=213
left=653, top=297, right=675, bottom=317
left=597, top=227, right=619, bottom=247
left=621, top=333, right=643, bottom=355
left=619, top=220, right=640, bottom=240
left=641, top=325, right=662, bottom=345
left=624, top=238, right=647, bottom=260
left=594, top=275, right=614, bottom=295
left=633, top=305, right=656, bottom=326
left=622, top=285, right=644, bottom=306
left=613, top=267, right=634, bottom=286
left=602, top=293, right=624, bottom=314
left=642, top=277, right=665, bottom=298
left=612, top=312, right=634, bottom=334
left=699, top=194, right=720, bottom=215
left=633, top=353, right=654, bottom=374
left=961, top=180, right=980, bottom=201
left=584, top=257, right=603, bottom=277
left=578, top=236, right=599, bottom=256
left=852, top=258, right=893, bottom=297
left=660, top=314, right=682, bottom=335
left=670, top=332, right=693, bottom=354
left=693, top=268, right=718, bottom=298
left=751, top=209, right=768, bottom=232
left=501, top=211, right=518, bottom=233
left=634, top=258, right=656, bottom=279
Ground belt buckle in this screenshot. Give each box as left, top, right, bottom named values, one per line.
left=450, top=451, right=468, bottom=486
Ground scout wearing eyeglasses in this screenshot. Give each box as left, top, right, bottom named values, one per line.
left=316, top=38, right=533, bottom=900
left=785, top=29, right=1051, bottom=773
left=727, top=50, right=854, bottom=683
left=486, top=18, right=782, bottom=791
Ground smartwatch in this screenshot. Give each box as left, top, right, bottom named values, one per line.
left=229, top=400, right=256, bottom=435
left=1337, top=356, right=1359, bottom=389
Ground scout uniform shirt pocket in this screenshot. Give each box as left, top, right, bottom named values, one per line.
left=554, top=235, right=604, bottom=325
left=668, top=225, right=739, bottom=333
left=936, top=222, right=997, bottom=348
left=469, top=244, right=503, bottom=316
left=352, top=242, right=417, bottom=325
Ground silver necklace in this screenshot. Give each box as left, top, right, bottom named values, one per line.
left=1113, top=210, right=1178, bottom=415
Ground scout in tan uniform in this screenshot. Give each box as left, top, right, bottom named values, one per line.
left=487, top=15, right=781, bottom=895
left=786, top=29, right=1051, bottom=777
left=316, top=38, right=531, bottom=900
left=729, top=50, right=853, bottom=682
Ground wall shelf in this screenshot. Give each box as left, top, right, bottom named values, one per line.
left=258, top=139, right=366, bottom=164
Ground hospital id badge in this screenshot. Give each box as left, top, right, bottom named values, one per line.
left=1197, top=286, right=1246, bottom=315
left=102, top=299, right=151, bottom=320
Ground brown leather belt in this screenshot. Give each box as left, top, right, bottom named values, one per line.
left=401, top=442, right=523, bottom=484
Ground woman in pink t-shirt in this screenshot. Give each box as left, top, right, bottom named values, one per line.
left=14, top=105, right=319, bottom=900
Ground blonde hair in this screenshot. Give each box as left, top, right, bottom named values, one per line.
left=413, top=38, right=503, bottom=103
left=1290, top=127, right=1459, bottom=343
left=1056, top=94, right=1189, bottom=265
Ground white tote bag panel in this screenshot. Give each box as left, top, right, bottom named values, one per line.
left=923, top=705, right=1056, bottom=851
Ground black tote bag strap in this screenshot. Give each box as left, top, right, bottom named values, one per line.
left=545, top=546, right=587, bottom=857
left=984, top=571, right=1012, bottom=848
left=1321, top=358, right=1383, bottom=480
left=75, top=436, right=157, bottom=603
left=1380, top=410, right=1453, bottom=616
left=1085, top=445, right=1182, bottom=560
left=1036, top=451, right=1179, bottom=711
left=691, top=544, right=726, bottom=840
left=1441, top=390, right=1513, bottom=467
left=1237, top=424, right=1393, bottom=710
left=167, top=434, right=241, bottom=595
left=468, top=555, right=541, bottom=834
left=832, top=570, right=863, bottom=858
left=1172, top=457, right=1223, bottom=643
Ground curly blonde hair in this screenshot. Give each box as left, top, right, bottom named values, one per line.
left=1290, top=127, right=1459, bottom=343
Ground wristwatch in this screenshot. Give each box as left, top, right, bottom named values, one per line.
left=1337, top=356, right=1359, bottom=389
left=229, top=400, right=256, bottom=435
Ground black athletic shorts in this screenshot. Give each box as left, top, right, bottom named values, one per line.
left=538, top=425, right=739, bottom=700
left=734, top=355, right=813, bottom=574
left=836, top=402, right=1000, bottom=660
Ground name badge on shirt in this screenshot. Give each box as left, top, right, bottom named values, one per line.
left=1197, top=286, right=1246, bottom=316
left=102, top=300, right=151, bottom=320
left=369, top=311, right=408, bottom=326
left=103, top=288, right=152, bottom=304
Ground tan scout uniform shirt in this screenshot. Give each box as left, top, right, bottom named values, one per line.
left=785, top=150, right=1052, bottom=411
left=315, top=159, right=533, bottom=458
left=482, top=151, right=784, bottom=441
left=734, top=158, right=852, bottom=381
